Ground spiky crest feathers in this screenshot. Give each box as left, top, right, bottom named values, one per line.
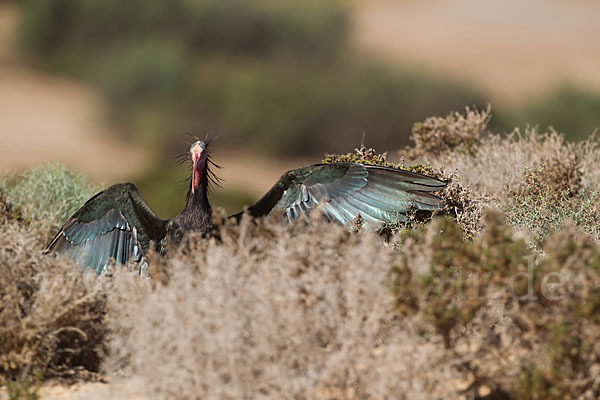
left=173, top=133, right=223, bottom=192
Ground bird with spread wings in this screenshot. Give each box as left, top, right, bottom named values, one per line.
left=44, top=140, right=447, bottom=274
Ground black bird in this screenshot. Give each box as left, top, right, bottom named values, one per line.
left=44, top=140, right=447, bottom=274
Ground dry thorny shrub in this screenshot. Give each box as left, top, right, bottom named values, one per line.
left=2, top=107, right=600, bottom=399
left=505, top=163, right=600, bottom=242
left=393, top=213, right=600, bottom=399
left=401, top=107, right=600, bottom=242
left=92, top=212, right=600, bottom=400
left=403, top=105, right=491, bottom=160
left=1, top=207, right=590, bottom=400
left=104, top=216, right=462, bottom=400
left=0, top=195, right=108, bottom=384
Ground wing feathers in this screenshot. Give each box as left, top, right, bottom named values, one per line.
left=49, top=226, right=134, bottom=274
left=44, top=183, right=167, bottom=274
left=263, top=163, right=446, bottom=229
left=368, top=167, right=446, bottom=188
left=320, top=202, right=346, bottom=225
left=63, top=209, right=125, bottom=245
left=309, top=184, right=328, bottom=203
left=335, top=196, right=381, bottom=224
left=367, top=174, right=442, bottom=193
left=345, top=193, right=391, bottom=222
left=349, top=190, right=407, bottom=214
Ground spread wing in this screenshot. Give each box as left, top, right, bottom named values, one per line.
left=235, top=163, right=446, bottom=228
left=43, top=183, right=168, bottom=274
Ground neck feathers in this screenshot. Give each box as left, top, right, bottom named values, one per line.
left=172, top=166, right=212, bottom=235
left=185, top=173, right=211, bottom=213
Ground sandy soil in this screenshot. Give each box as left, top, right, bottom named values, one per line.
left=354, top=0, right=600, bottom=104
left=0, top=381, right=146, bottom=400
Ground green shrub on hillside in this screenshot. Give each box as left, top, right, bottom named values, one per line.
left=19, top=0, right=348, bottom=67
left=1, top=164, right=98, bottom=239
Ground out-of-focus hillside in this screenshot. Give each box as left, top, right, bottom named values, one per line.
left=1, top=0, right=599, bottom=215
left=0, top=4, right=150, bottom=182
left=355, top=0, right=600, bottom=104
left=14, top=0, right=485, bottom=157
left=354, top=0, right=600, bottom=137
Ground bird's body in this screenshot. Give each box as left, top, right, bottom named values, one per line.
left=44, top=141, right=447, bottom=274
left=44, top=140, right=214, bottom=274
left=169, top=172, right=213, bottom=236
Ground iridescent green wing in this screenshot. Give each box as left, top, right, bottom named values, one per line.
left=44, top=183, right=168, bottom=274
left=238, top=163, right=446, bottom=228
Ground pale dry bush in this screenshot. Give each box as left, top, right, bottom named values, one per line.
left=4, top=113, right=600, bottom=397
left=393, top=214, right=600, bottom=399
left=404, top=106, right=490, bottom=160
left=104, top=217, right=463, bottom=400
left=429, top=128, right=594, bottom=199
left=402, top=108, right=600, bottom=241
left=0, top=195, right=109, bottom=384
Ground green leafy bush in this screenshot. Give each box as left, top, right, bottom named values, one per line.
left=1, top=164, right=98, bottom=239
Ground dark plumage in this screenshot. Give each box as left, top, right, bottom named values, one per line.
left=44, top=140, right=214, bottom=274
left=238, top=163, right=447, bottom=226
left=44, top=141, right=447, bottom=274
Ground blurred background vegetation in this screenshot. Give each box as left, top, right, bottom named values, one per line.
left=1, top=0, right=599, bottom=217
left=17, top=0, right=484, bottom=154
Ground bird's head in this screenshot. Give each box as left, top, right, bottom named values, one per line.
left=190, top=140, right=208, bottom=194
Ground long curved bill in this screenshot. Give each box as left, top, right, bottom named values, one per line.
left=191, top=144, right=204, bottom=194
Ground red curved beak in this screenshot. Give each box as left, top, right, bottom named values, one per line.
left=191, top=145, right=204, bottom=194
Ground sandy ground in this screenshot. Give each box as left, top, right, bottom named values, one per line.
left=0, top=381, right=146, bottom=400
left=0, top=65, right=153, bottom=182
left=354, top=0, right=600, bottom=105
